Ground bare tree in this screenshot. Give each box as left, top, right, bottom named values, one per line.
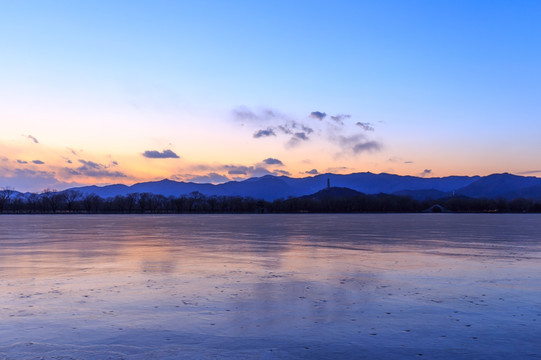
left=63, top=190, right=82, bottom=212
left=41, top=188, right=64, bottom=213
left=0, top=187, right=15, bottom=213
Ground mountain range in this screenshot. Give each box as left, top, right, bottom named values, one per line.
left=57, top=172, right=541, bottom=201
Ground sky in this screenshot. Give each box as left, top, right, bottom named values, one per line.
left=1, top=0, right=540, bottom=192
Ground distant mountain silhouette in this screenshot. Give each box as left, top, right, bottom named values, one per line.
left=61, top=172, right=541, bottom=201
left=454, top=173, right=541, bottom=199
left=298, top=186, right=365, bottom=200
left=501, top=185, right=541, bottom=201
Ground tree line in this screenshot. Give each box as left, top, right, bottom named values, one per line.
left=1, top=187, right=541, bottom=214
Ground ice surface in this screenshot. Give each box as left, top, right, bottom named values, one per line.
left=1, top=214, right=540, bottom=359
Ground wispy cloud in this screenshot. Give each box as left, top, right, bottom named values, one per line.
left=32, top=160, right=45, bottom=165
left=142, top=149, right=180, bottom=159
left=516, top=170, right=541, bottom=175
left=0, top=168, right=64, bottom=193
left=67, top=147, right=80, bottom=156
left=232, top=107, right=259, bottom=121
left=26, top=135, right=39, bottom=144
left=17, top=160, right=28, bottom=164
left=420, top=169, right=432, bottom=177
left=63, top=159, right=127, bottom=178
left=221, top=165, right=271, bottom=178
left=286, top=132, right=311, bottom=148
left=330, top=133, right=383, bottom=156
left=77, top=160, right=103, bottom=170
left=305, top=169, right=319, bottom=175
left=356, top=122, right=374, bottom=131
left=232, top=107, right=290, bottom=123
left=187, top=172, right=230, bottom=184
left=330, top=114, right=351, bottom=125
left=353, top=141, right=382, bottom=154
left=235, top=106, right=383, bottom=156
left=235, top=106, right=315, bottom=148
left=325, top=166, right=350, bottom=173
left=388, top=157, right=413, bottom=164
left=273, top=169, right=290, bottom=176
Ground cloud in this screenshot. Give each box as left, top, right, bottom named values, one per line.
left=294, top=132, right=309, bottom=141
left=263, top=158, right=283, bottom=166
left=67, top=148, right=80, bottom=156
left=223, top=164, right=272, bottom=177
left=388, top=157, right=413, bottom=164
left=65, top=168, right=127, bottom=178
left=225, top=165, right=251, bottom=175
left=187, top=172, right=230, bottom=184
left=17, top=160, right=28, bottom=164
left=63, top=159, right=127, bottom=178
left=286, top=132, right=311, bottom=148
left=301, top=125, right=314, bottom=134
left=273, top=169, right=290, bottom=176
left=251, top=167, right=272, bottom=177
left=253, top=128, right=276, bottom=138
left=330, top=134, right=382, bottom=155
left=305, top=169, right=319, bottom=175
left=235, top=106, right=383, bottom=158
left=330, top=114, right=351, bottom=125
left=26, top=135, right=39, bottom=144
left=515, top=170, right=541, bottom=175
left=325, top=166, right=350, bottom=173
left=142, top=149, right=180, bottom=159
left=78, top=160, right=102, bottom=169
left=309, top=111, right=327, bottom=121
left=235, top=106, right=317, bottom=149
left=420, top=169, right=432, bottom=177
left=334, top=134, right=364, bottom=146
left=32, top=160, right=45, bottom=165
left=286, top=138, right=299, bottom=148
left=353, top=141, right=382, bottom=154
left=0, top=168, right=69, bottom=193
left=356, top=122, right=374, bottom=131
left=232, top=107, right=259, bottom=121
left=232, top=107, right=289, bottom=123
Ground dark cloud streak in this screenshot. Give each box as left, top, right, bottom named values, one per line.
left=263, top=158, right=284, bottom=165
left=253, top=128, right=276, bottom=138
left=352, top=141, right=382, bottom=154
left=142, top=149, right=180, bottom=159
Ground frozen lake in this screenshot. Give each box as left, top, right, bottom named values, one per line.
left=1, top=214, right=540, bottom=359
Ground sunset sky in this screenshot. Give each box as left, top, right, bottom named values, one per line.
left=1, top=1, right=540, bottom=192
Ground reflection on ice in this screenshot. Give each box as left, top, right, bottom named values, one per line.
left=1, top=214, right=540, bottom=359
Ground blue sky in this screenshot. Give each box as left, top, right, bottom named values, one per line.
left=1, top=1, right=540, bottom=191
